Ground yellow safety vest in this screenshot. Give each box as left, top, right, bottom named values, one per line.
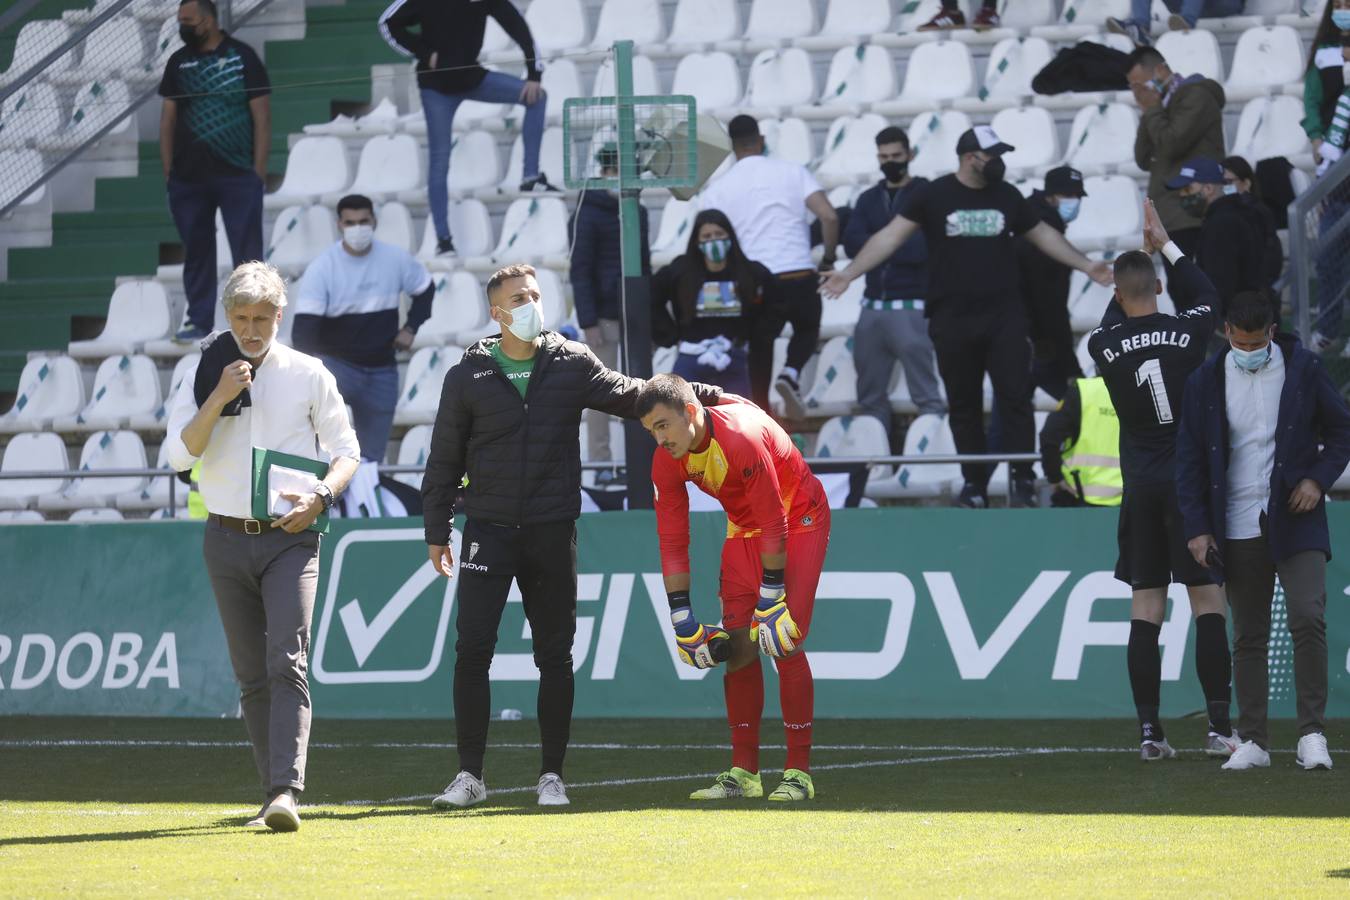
left=187, top=460, right=207, bottom=520
left=1061, top=377, right=1123, bottom=507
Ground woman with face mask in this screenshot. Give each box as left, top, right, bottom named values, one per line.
left=650, top=210, right=774, bottom=397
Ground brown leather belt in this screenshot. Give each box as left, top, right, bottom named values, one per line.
left=776, top=269, right=818, bottom=280
left=210, top=513, right=267, bottom=535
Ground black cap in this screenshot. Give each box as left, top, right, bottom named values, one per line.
left=1044, top=166, right=1088, bottom=197
left=955, top=125, right=1014, bottom=156
left=727, top=114, right=760, bottom=142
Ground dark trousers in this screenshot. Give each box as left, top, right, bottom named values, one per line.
left=167, top=171, right=265, bottom=331
left=748, top=272, right=822, bottom=410
left=454, top=517, right=577, bottom=779
left=1224, top=536, right=1328, bottom=750
left=930, top=309, right=1035, bottom=489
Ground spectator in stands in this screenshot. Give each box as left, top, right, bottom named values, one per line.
left=379, top=0, right=557, bottom=260
left=1125, top=47, right=1225, bottom=267
left=1222, top=155, right=1284, bottom=291
left=570, top=147, right=650, bottom=471
left=821, top=126, right=1113, bottom=510
left=700, top=115, right=839, bottom=418
left=165, top=262, right=359, bottom=831
left=1108, top=0, right=1244, bottom=44
left=651, top=210, right=773, bottom=398
left=1303, top=0, right=1350, bottom=352
left=1167, top=158, right=1268, bottom=317
left=160, top=0, right=271, bottom=343
left=291, top=194, right=435, bottom=463
left=844, top=125, right=943, bottom=450
left=1039, top=373, right=1123, bottom=508
left=1019, top=166, right=1089, bottom=402
left=919, top=0, right=1000, bottom=31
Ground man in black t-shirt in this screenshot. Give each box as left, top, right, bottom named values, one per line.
left=159, top=0, right=271, bottom=343
left=822, top=126, right=1113, bottom=508
left=1086, top=199, right=1235, bottom=763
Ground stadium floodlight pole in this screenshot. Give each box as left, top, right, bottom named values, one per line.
left=614, top=39, right=657, bottom=508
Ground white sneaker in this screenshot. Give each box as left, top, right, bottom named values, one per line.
left=1204, top=730, right=1240, bottom=758
left=1296, top=733, right=1333, bottom=770
left=536, top=773, right=570, bottom=806
left=432, top=771, right=487, bottom=808
left=1140, top=739, right=1176, bottom=761
left=1221, top=740, right=1271, bottom=770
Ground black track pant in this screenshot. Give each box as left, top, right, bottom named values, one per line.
left=929, top=308, right=1035, bottom=489
left=748, top=271, right=822, bottom=410
left=453, top=518, right=577, bottom=779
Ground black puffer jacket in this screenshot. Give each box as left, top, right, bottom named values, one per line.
left=423, top=332, right=721, bottom=543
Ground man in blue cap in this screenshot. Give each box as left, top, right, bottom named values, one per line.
left=1167, top=157, right=1268, bottom=318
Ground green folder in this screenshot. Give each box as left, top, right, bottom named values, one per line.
left=251, top=447, right=331, bottom=534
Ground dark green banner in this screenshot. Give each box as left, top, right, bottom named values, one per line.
left=3, top=509, right=1348, bottom=718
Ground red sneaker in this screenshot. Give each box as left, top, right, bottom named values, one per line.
left=972, top=7, right=1001, bottom=28
left=918, top=8, right=967, bottom=29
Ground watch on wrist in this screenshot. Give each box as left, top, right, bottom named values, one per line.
left=313, top=483, right=334, bottom=511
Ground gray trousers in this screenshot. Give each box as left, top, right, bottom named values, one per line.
left=852, top=306, right=945, bottom=438
left=585, top=318, right=622, bottom=463
left=1224, top=536, right=1328, bottom=750
left=203, top=519, right=320, bottom=795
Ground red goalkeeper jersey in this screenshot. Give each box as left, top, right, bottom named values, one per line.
left=652, top=397, right=828, bottom=575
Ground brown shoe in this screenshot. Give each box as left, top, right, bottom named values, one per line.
left=918, top=8, right=966, bottom=29
left=972, top=7, right=1001, bottom=28
left=263, top=791, right=300, bottom=832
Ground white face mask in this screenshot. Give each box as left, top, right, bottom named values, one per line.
left=503, top=300, right=543, bottom=342
left=342, top=223, right=374, bottom=252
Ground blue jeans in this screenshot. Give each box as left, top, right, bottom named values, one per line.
left=167, top=170, right=264, bottom=331
left=673, top=347, right=752, bottom=398
left=1128, top=0, right=1243, bottom=26
left=421, top=72, right=546, bottom=241
left=319, top=356, right=399, bottom=463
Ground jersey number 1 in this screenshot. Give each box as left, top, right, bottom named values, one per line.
left=1135, top=358, right=1173, bottom=424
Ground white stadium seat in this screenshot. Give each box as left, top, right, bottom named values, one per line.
left=340, top=134, right=422, bottom=200
left=802, top=336, right=859, bottom=417
left=68, top=281, right=173, bottom=359
left=494, top=127, right=566, bottom=197
left=735, top=0, right=816, bottom=51
left=42, top=79, right=132, bottom=151
left=671, top=51, right=743, bottom=113
left=815, top=113, right=890, bottom=186
left=114, top=439, right=185, bottom=512
left=539, top=59, right=583, bottom=126
left=991, top=106, right=1061, bottom=174
left=1031, top=0, right=1132, bottom=39
left=52, top=354, right=162, bottom=433
left=1066, top=175, right=1143, bottom=250
left=906, top=110, right=973, bottom=180
left=144, top=16, right=183, bottom=78
left=877, top=41, right=976, bottom=116
left=37, top=430, right=148, bottom=512
left=761, top=117, right=815, bottom=166
left=0, top=149, right=47, bottom=209
left=651, top=197, right=700, bottom=265
left=1231, top=95, right=1312, bottom=166
left=591, top=0, right=666, bottom=50
left=395, top=346, right=465, bottom=426
left=0, top=355, right=85, bottom=434
left=51, top=16, right=145, bottom=86
left=815, top=414, right=894, bottom=483
left=796, top=45, right=896, bottom=120
left=997, top=0, right=1061, bottom=31
left=265, top=136, right=350, bottom=209
left=867, top=414, right=962, bottom=499
left=267, top=205, right=338, bottom=276
left=129, top=352, right=198, bottom=431
left=956, top=37, right=1054, bottom=112
left=1224, top=26, right=1305, bottom=101
left=1062, top=102, right=1142, bottom=175
left=468, top=197, right=570, bottom=270
left=394, top=424, right=434, bottom=489
left=69, top=508, right=125, bottom=522
left=0, top=20, right=73, bottom=84
left=592, top=54, right=661, bottom=97
left=0, top=432, right=69, bottom=510
left=374, top=201, right=417, bottom=254
left=1068, top=251, right=1122, bottom=332
left=412, top=271, right=488, bottom=348
left=444, top=130, right=502, bottom=195
left=0, top=510, right=46, bottom=523
left=1154, top=29, right=1225, bottom=82
left=0, top=81, right=63, bottom=149
left=654, top=0, right=741, bottom=54
left=525, top=0, right=589, bottom=54
left=417, top=199, right=496, bottom=264
left=796, top=0, right=894, bottom=51
left=743, top=48, right=817, bottom=116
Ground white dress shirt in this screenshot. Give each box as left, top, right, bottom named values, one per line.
left=699, top=155, right=822, bottom=274
left=1224, top=342, right=1285, bottom=539
left=164, top=339, right=360, bottom=518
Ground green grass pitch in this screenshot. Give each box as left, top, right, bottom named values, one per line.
left=1, top=717, right=1347, bottom=896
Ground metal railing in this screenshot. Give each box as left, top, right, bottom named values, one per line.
left=1288, top=151, right=1350, bottom=349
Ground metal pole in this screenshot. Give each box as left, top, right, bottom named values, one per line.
left=614, top=39, right=656, bottom=509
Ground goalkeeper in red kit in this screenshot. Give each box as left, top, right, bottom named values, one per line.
left=637, top=374, right=831, bottom=802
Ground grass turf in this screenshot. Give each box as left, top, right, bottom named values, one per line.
left=1, top=717, right=1348, bottom=896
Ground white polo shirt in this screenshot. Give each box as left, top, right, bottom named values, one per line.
left=699, top=155, right=822, bottom=275
left=164, top=339, right=361, bottom=518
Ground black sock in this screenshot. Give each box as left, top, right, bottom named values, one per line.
left=1194, top=612, right=1233, bottom=736
left=1128, top=619, right=1164, bottom=742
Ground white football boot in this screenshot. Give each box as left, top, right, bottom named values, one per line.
left=1221, top=740, right=1271, bottom=770
left=1296, top=733, right=1333, bottom=770
left=432, top=771, right=487, bottom=809
left=1140, top=739, right=1176, bottom=761
left=536, top=773, right=570, bottom=806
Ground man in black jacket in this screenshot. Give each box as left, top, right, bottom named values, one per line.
left=569, top=149, right=650, bottom=469
left=379, top=0, right=558, bottom=259
left=1019, top=166, right=1088, bottom=401
left=422, top=264, right=720, bottom=810
left=1166, top=157, right=1266, bottom=318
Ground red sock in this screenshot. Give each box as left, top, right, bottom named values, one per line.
left=775, top=652, right=814, bottom=772
left=723, top=661, right=764, bottom=773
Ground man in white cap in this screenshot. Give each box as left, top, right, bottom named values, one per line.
left=822, top=126, right=1113, bottom=509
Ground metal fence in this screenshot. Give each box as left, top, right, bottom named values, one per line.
left=0, top=0, right=272, bottom=217
left=1288, top=150, right=1350, bottom=399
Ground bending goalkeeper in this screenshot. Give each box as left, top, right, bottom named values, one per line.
left=638, top=375, right=831, bottom=803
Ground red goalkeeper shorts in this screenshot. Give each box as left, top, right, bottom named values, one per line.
left=718, top=510, right=831, bottom=634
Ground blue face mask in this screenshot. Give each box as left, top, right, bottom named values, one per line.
left=1333, top=9, right=1350, bottom=30
left=1230, top=343, right=1270, bottom=371
left=1222, top=183, right=1238, bottom=196
left=1057, top=198, right=1081, bottom=223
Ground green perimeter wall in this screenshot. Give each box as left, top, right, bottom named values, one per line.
left=2, top=508, right=1349, bottom=719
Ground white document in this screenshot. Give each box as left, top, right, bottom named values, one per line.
left=268, top=464, right=322, bottom=517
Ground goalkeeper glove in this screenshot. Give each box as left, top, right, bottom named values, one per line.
left=670, top=597, right=730, bottom=669
left=750, top=569, right=801, bottom=658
